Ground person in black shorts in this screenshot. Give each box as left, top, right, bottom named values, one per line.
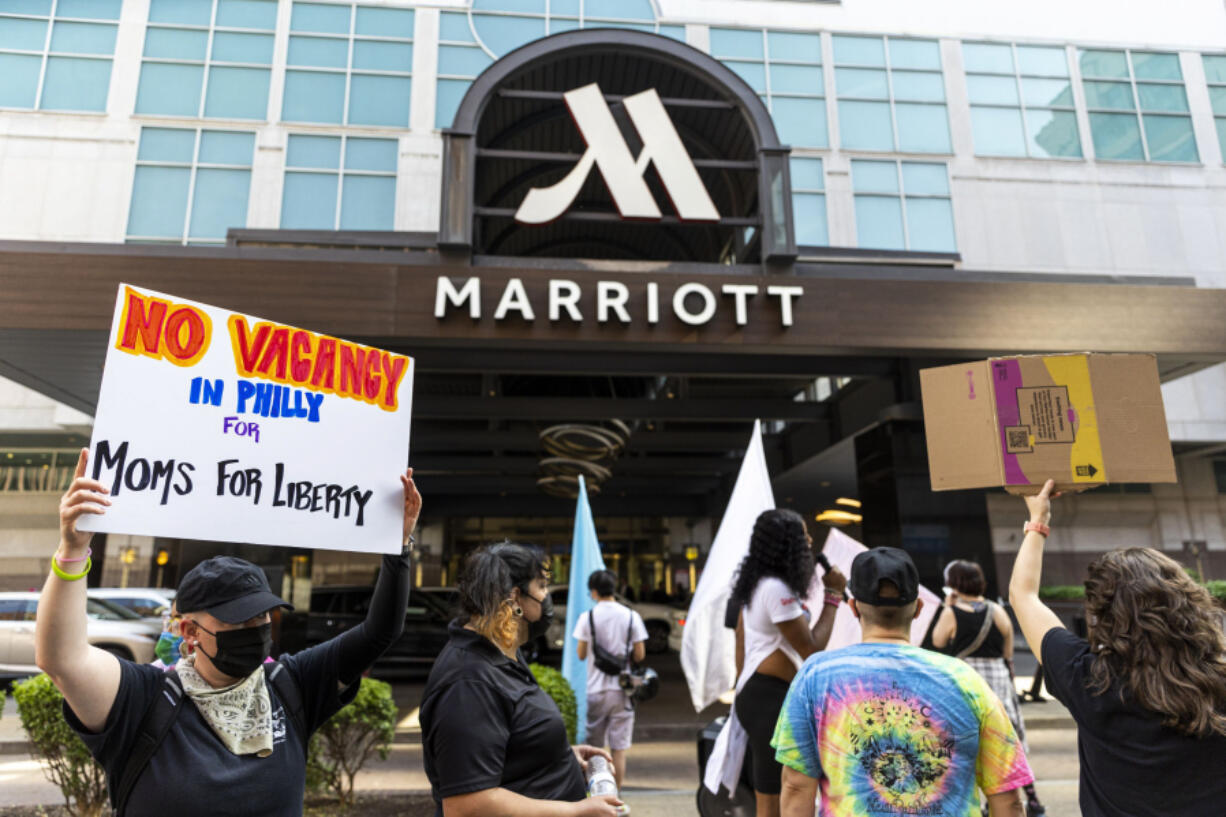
left=35, top=449, right=422, bottom=817
left=1009, top=479, right=1226, bottom=817
left=419, top=542, right=622, bottom=817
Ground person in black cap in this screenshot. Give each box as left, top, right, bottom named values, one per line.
left=35, top=448, right=421, bottom=817
left=771, top=546, right=1034, bottom=817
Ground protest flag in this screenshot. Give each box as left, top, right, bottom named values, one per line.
left=561, top=474, right=607, bottom=743
left=681, top=420, right=775, bottom=712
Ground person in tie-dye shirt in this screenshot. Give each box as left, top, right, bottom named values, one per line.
left=772, top=547, right=1033, bottom=817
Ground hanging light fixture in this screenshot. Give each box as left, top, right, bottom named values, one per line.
left=537, top=420, right=630, bottom=498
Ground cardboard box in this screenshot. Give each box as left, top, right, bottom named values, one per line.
left=920, top=353, right=1176, bottom=493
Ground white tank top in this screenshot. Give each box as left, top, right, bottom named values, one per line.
left=738, top=576, right=809, bottom=689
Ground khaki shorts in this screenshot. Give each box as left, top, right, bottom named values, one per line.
left=587, top=690, right=635, bottom=750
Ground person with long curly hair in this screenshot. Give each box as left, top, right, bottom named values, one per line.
left=1009, top=479, right=1226, bottom=816
left=419, top=543, right=621, bottom=817
left=720, top=509, right=846, bottom=817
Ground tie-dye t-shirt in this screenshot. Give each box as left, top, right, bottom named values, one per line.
left=772, top=643, right=1033, bottom=816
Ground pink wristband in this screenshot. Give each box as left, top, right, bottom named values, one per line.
left=823, top=594, right=841, bottom=608
left=55, top=548, right=91, bottom=564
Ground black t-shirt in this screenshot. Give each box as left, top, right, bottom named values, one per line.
left=947, top=603, right=1005, bottom=658
left=1041, top=627, right=1226, bottom=817
left=420, top=620, right=586, bottom=815
left=66, top=640, right=358, bottom=817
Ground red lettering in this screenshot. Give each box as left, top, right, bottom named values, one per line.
left=230, top=317, right=269, bottom=375
left=256, top=327, right=289, bottom=380
left=119, top=291, right=167, bottom=355
left=311, top=337, right=336, bottom=390
left=362, top=347, right=381, bottom=400
left=379, top=352, right=409, bottom=410
left=289, top=330, right=313, bottom=383
left=339, top=344, right=364, bottom=398
left=163, top=307, right=208, bottom=362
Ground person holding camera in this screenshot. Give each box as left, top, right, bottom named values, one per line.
left=36, top=449, right=421, bottom=817
left=573, top=569, right=648, bottom=791
left=419, top=543, right=621, bottom=817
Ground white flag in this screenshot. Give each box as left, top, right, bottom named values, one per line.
left=681, top=420, right=775, bottom=712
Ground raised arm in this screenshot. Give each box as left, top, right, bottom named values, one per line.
left=35, top=449, right=122, bottom=733
left=1007, top=480, right=1065, bottom=663
left=778, top=566, right=846, bottom=660
left=330, top=468, right=420, bottom=685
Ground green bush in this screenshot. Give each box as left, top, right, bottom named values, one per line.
left=529, top=663, right=576, bottom=744
left=306, top=677, right=397, bottom=807
left=1205, top=580, right=1226, bottom=603
left=12, top=674, right=109, bottom=817
left=1038, top=585, right=1086, bottom=601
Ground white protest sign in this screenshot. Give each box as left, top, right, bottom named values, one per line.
left=78, top=284, right=414, bottom=554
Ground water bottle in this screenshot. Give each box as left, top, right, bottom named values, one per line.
left=587, top=755, right=618, bottom=798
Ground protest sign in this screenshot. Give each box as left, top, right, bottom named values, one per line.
left=77, top=284, right=414, bottom=554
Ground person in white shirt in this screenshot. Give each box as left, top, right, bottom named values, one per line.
left=574, top=569, right=648, bottom=791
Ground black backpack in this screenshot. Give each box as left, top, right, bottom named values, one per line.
left=589, top=608, right=633, bottom=677
left=110, top=661, right=306, bottom=815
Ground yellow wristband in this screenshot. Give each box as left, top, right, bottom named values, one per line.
left=51, top=555, right=91, bottom=582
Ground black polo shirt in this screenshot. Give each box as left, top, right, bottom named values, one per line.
left=420, top=620, right=586, bottom=814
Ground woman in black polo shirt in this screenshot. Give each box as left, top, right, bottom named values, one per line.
left=420, top=543, right=622, bottom=817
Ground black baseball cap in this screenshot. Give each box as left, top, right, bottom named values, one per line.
left=849, top=547, right=919, bottom=607
left=176, top=556, right=293, bottom=624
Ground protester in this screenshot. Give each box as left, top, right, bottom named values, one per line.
left=934, top=560, right=1045, bottom=816
left=774, top=546, right=1032, bottom=817
left=1008, top=479, right=1226, bottom=816
left=711, top=509, right=845, bottom=817
left=151, top=600, right=183, bottom=671
left=419, top=542, right=621, bottom=817
left=35, top=449, right=421, bottom=817
left=573, top=568, right=648, bottom=791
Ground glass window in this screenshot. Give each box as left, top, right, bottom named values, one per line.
left=0, top=1, right=120, bottom=112
left=1202, top=55, right=1226, bottom=163
left=437, top=1, right=679, bottom=129
left=790, top=157, right=826, bottom=246
left=282, top=134, right=398, bottom=230
left=1080, top=48, right=1198, bottom=162
left=711, top=28, right=825, bottom=148
left=137, top=0, right=275, bottom=120
left=127, top=127, right=255, bottom=245
left=284, top=2, right=413, bottom=127
left=852, top=159, right=955, bottom=252
left=834, top=35, right=950, bottom=153
left=962, top=41, right=1081, bottom=159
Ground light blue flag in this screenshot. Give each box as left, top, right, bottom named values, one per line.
left=561, top=474, right=606, bottom=744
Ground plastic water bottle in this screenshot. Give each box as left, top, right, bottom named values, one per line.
left=587, top=755, right=618, bottom=798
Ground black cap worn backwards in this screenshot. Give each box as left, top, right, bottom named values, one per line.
left=176, top=556, right=293, bottom=624
left=849, top=547, right=920, bottom=607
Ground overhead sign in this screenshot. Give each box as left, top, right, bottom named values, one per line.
left=515, top=83, right=720, bottom=225
left=78, top=284, right=414, bottom=554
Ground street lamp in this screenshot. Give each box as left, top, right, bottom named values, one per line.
left=119, top=546, right=136, bottom=588
left=155, top=549, right=169, bottom=588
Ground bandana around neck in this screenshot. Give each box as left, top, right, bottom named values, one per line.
left=177, top=654, right=274, bottom=757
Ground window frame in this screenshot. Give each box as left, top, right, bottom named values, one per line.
left=126, top=125, right=256, bottom=245
left=832, top=33, right=952, bottom=155
left=962, top=40, right=1083, bottom=160
left=1202, top=53, right=1226, bottom=165
left=283, top=1, right=415, bottom=128
left=789, top=154, right=827, bottom=246
left=1079, top=47, right=1199, bottom=164
left=0, top=0, right=120, bottom=113
left=137, top=0, right=277, bottom=121
left=850, top=158, right=956, bottom=252
left=281, top=132, right=400, bottom=231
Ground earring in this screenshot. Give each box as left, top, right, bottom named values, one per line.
left=512, top=605, right=524, bottom=617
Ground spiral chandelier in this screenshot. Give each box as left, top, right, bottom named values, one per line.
left=537, top=420, right=630, bottom=498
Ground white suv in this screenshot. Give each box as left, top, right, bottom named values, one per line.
left=544, top=585, right=684, bottom=656
left=0, top=592, right=159, bottom=678
left=88, top=588, right=176, bottom=618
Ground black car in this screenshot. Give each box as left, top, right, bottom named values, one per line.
left=306, top=585, right=452, bottom=678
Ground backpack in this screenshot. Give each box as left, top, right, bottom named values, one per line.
left=589, top=607, right=633, bottom=677
left=110, top=661, right=306, bottom=815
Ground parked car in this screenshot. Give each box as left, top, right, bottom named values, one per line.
left=544, top=585, right=685, bottom=656
left=88, top=588, right=175, bottom=618
left=0, top=591, right=159, bottom=678
left=306, top=585, right=452, bottom=678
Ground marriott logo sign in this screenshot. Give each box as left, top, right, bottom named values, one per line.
left=514, top=83, right=720, bottom=225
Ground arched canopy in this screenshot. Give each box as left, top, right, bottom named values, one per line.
left=438, top=28, right=796, bottom=264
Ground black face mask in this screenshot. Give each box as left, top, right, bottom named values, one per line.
left=196, top=622, right=272, bottom=679
left=523, top=588, right=554, bottom=642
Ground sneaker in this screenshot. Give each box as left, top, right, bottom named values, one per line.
left=1027, top=804, right=1047, bottom=817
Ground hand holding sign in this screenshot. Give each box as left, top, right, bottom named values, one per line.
left=58, top=449, right=110, bottom=556
left=79, top=284, right=415, bottom=554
